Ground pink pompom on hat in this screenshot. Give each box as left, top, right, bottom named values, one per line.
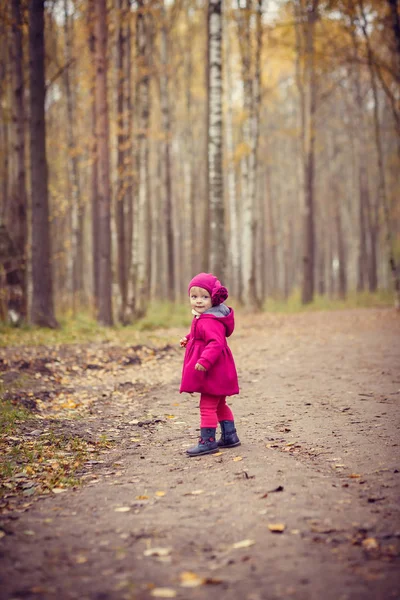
left=188, top=273, right=228, bottom=306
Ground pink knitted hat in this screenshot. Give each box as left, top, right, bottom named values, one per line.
left=188, top=273, right=228, bottom=306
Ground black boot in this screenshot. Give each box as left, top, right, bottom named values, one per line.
left=186, top=427, right=219, bottom=457
left=217, top=420, right=241, bottom=448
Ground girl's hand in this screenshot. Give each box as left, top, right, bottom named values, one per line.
left=180, top=337, right=188, bottom=347
left=195, top=363, right=206, bottom=371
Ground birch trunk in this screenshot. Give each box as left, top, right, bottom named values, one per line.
left=184, top=6, right=196, bottom=278
left=247, top=0, right=262, bottom=308
left=238, top=0, right=252, bottom=302
left=160, top=1, right=175, bottom=301
left=224, top=2, right=240, bottom=297
left=207, top=0, right=225, bottom=279
left=134, top=0, right=150, bottom=317
left=63, top=0, right=83, bottom=313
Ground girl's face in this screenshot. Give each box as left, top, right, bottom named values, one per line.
left=190, top=286, right=212, bottom=313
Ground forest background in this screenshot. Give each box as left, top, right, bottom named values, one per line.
left=0, top=0, right=399, bottom=330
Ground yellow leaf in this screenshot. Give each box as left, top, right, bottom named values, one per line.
left=155, top=491, right=166, bottom=497
left=348, top=473, right=361, bottom=478
left=75, top=555, right=88, bottom=564
left=233, top=456, right=243, bottom=462
left=232, top=539, right=255, bottom=549
left=362, top=537, right=379, bottom=551
left=180, top=571, right=204, bottom=588
left=136, top=495, right=149, bottom=500
left=144, top=547, right=172, bottom=557
left=268, top=523, right=285, bottom=533
left=150, top=588, right=177, bottom=598
left=212, top=451, right=224, bottom=457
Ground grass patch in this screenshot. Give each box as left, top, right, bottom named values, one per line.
left=0, top=302, right=191, bottom=347
left=0, top=382, right=114, bottom=507
left=0, top=390, right=31, bottom=435
left=0, top=425, right=114, bottom=505
left=263, top=290, right=395, bottom=313
left=0, top=292, right=394, bottom=347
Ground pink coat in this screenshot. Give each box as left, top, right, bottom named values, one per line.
left=180, top=308, right=239, bottom=396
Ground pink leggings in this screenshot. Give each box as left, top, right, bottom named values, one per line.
left=200, top=393, right=234, bottom=428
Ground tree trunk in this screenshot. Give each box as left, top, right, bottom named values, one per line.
left=247, top=0, right=263, bottom=308
left=88, top=0, right=100, bottom=310
left=29, top=0, right=58, bottom=327
left=387, top=0, right=400, bottom=78
left=207, top=0, right=225, bottom=279
left=224, top=1, right=240, bottom=298
left=116, top=0, right=128, bottom=322
left=265, top=157, right=278, bottom=297
left=160, top=1, right=175, bottom=301
left=300, top=0, right=318, bottom=305
left=349, top=20, right=374, bottom=293
left=9, top=0, right=28, bottom=321
left=237, top=0, right=252, bottom=303
left=360, top=2, right=400, bottom=307
left=63, top=0, right=83, bottom=313
left=134, top=0, right=151, bottom=317
left=94, top=0, right=113, bottom=325
left=184, top=5, right=196, bottom=279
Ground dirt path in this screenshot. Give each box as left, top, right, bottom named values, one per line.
left=1, top=308, right=400, bottom=600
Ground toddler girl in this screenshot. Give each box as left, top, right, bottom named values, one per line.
left=180, top=272, right=240, bottom=456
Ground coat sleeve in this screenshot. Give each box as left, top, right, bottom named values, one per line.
left=197, top=320, right=225, bottom=370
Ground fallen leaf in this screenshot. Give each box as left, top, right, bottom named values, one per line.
left=184, top=489, right=204, bottom=496
left=180, top=571, right=205, bottom=588
left=362, top=537, right=379, bottom=551
left=136, top=495, right=149, bottom=500
left=144, top=547, right=172, bottom=557
left=75, top=555, right=88, bottom=564
left=212, top=451, right=224, bottom=457
left=233, top=456, right=243, bottom=462
left=232, top=539, right=255, bottom=549
left=348, top=473, right=361, bottom=478
left=268, top=523, right=285, bottom=533
left=155, top=491, right=166, bottom=497
left=52, top=488, right=66, bottom=494
left=150, top=588, right=177, bottom=598
left=114, top=506, right=131, bottom=512
left=204, top=577, right=223, bottom=585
